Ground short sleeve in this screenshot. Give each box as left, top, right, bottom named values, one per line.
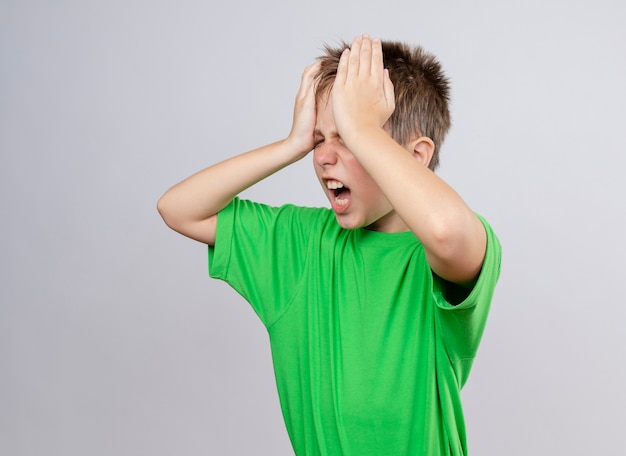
left=208, top=198, right=324, bottom=327
left=432, top=215, right=502, bottom=384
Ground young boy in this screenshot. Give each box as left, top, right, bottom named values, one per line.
left=158, top=35, right=501, bottom=455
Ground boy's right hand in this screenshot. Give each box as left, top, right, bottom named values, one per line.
left=285, top=61, right=321, bottom=160
left=157, top=62, right=321, bottom=246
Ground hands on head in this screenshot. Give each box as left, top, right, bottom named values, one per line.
left=287, top=34, right=395, bottom=158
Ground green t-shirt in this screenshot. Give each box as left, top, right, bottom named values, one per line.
left=209, top=198, right=501, bottom=456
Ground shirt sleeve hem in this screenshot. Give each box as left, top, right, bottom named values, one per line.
left=207, top=199, right=238, bottom=281
left=434, top=213, right=502, bottom=311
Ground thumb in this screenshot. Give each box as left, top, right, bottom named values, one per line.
left=383, top=69, right=395, bottom=108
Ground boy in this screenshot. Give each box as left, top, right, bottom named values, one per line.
left=158, top=35, right=501, bottom=455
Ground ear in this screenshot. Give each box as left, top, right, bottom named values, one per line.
left=410, top=137, right=435, bottom=168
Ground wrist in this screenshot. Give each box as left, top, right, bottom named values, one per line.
left=340, top=124, right=389, bottom=152
left=282, top=135, right=313, bottom=162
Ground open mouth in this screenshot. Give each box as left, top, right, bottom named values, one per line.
left=326, top=180, right=351, bottom=207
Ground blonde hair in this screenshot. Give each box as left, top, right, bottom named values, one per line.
left=315, top=40, right=451, bottom=170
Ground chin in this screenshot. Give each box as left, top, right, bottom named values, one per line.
left=334, top=214, right=365, bottom=230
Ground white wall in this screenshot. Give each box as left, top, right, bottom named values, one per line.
left=2, top=0, right=625, bottom=454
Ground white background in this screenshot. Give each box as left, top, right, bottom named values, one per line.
left=2, top=0, right=625, bottom=454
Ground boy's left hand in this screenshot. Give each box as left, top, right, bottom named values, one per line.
left=331, top=34, right=395, bottom=140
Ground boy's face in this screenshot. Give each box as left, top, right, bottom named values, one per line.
left=313, top=93, right=409, bottom=232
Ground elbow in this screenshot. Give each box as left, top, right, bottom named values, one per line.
left=428, top=221, right=458, bottom=262
left=426, top=210, right=486, bottom=284
left=156, top=192, right=168, bottom=217
left=157, top=192, right=178, bottom=230
left=428, top=209, right=478, bottom=261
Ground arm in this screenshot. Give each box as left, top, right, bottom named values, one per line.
left=331, top=36, right=486, bottom=285
left=157, top=62, right=320, bottom=245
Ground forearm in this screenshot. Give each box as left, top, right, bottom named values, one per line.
left=157, top=139, right=301, bottom=239
left=158, top=61, right=320, bottom=244
left=346, top=128, right=486, bottom=283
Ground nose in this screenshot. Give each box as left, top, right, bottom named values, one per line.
left=313, top=141, right=339, bottom=168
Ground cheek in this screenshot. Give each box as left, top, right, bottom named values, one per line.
left=352, top=164, right=379, bottom=192
left=344, top=156, right=369, bottom=179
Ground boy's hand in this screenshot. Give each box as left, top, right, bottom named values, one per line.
left=286, top=61, right=321, bottom=159
left=331, top=35, right=395, bottom=140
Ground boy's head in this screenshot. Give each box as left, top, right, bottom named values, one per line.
left=314, top=40, right=451, bottom=171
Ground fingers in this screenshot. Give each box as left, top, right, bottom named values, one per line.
left=383, top=68, right=395, bottom=108
left=299, top=61, right=321, bottom=92
left=304, top=60, right=322, bottom=77
left=348, top=35, right=363, bottom=75
left=331, top=35, right=394, bottom=135
left=342, top=34, right=384, bottom=79
left=371, top=38, right=384, bottom=77
left=359, top=35, right=373, bottom=75
left=295, top=61, right=321, bottom=107
left=336, top=48, right=349, bottom=86
left=290, top=61, right=321, bottom=155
